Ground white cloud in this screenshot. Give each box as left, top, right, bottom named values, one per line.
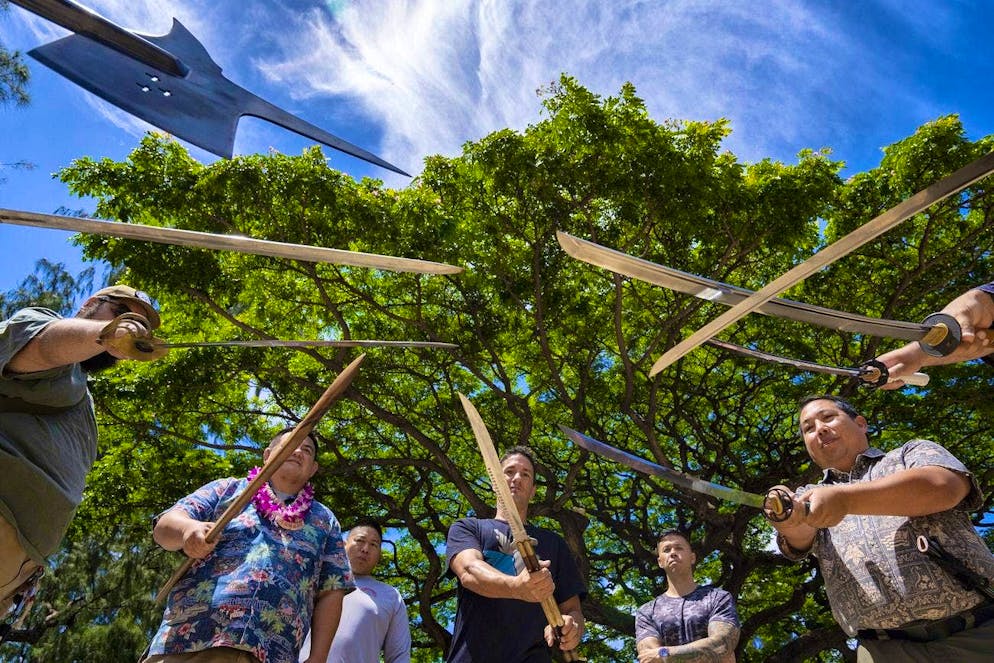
left=9, top=0, right=981, bottom=181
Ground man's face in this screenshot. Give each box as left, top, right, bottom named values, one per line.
left=798, top=399, right=869, bottom=472
left=502, top=453, right=537, bottom=509
left=657, top=535, right=695, bottom=576
left=78, top=296, right=141, bottom=373
left=346, top=525, right=382, bottom=576
left=264, top=434, right=320, bottom=486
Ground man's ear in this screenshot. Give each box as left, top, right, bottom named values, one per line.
left=306, top=462, right=319, bottom=481
left=856, top=415, right=869, bottom=433
left=262, top=447, right=272, bottom=463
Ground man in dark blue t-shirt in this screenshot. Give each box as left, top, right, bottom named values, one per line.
left=445, top=445, right=586, bottom=663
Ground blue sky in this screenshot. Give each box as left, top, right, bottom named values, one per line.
left=2, top=0, right=993, bottom=296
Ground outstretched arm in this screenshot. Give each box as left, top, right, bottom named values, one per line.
left=7, top=318, right=115, bottom=373
left=877, top=286, right=994, bottom=387
left=795, top=466, right=970, bottom=528
left=637, top=620, right=740, bottom=662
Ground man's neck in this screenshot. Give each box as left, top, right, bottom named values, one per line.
left=269, top=475, right=305, bottom=496
left=664, top=574, right=698, bottom=598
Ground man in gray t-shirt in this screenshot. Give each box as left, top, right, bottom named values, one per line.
left=1, top=285, right=161, bottom=614
left=299, top=519, right=411, bottom=663
left=635, top=530, right=740, bottom=662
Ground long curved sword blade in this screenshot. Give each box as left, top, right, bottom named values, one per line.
left=0, top=208, right=463, bottom=275
left=556, top=231, right=929, bottom=340
left=153, top=339, right=457, bottom=350
left=705, top=338, right=929, bottom=387
left=559, top=425, right=766, bottom=509
left=648, top=151, right=994, bottom=376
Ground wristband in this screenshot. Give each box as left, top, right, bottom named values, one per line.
left=657, top=647, right=669, bottom=659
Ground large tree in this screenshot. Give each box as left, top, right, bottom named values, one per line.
left=2, top=77, right=992, bottom=662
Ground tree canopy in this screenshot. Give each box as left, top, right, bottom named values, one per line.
left=2, top=76, right=992, bottom=662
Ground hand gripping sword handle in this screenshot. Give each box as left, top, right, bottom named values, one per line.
left=514, top=538, right=581, bottom=662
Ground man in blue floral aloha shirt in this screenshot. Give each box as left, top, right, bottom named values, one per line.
left=144, top=429, right=355, bottom=663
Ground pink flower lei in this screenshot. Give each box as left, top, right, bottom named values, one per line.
left=247, top=467, right=315, bottom=530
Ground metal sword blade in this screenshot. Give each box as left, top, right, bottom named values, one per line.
left=705, top=339, right=930, bottom=387
left=559, top=425, right=766, bottom=509
left=458, top=394, right=531, bottom=543
left=0, top=208, right=463, bottom=275
left=648, top=150, right=994, bottom=376
left=153, top=339, right=458, bottom=350
left=556, top=231, right=930, bottom=341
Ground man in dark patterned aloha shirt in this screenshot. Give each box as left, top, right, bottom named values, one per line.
left=769, top=395, right=994, bottom=662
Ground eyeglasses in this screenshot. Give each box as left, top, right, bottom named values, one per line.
left=95, top=296, right=132, bottom=317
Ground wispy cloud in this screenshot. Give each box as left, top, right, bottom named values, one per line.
left=8, top=0, right=978, bottom=181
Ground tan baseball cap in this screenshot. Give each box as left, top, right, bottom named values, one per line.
left=92, top=285, right=161, bottom=329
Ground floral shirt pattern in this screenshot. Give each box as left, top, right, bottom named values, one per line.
left=148, top=477, right=355, bottom=663
left=783, top=441, right=994, bottom=635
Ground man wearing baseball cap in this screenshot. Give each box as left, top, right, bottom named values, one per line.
left=0, top=284, right=164, bottom=619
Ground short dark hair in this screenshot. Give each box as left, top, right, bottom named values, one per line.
left=269, top=426, right=319, bottom=456
left=798, top=395, right=859, bottom=419
left=656, top=529, right=692, bottom=549
left=349, top=519, right=383, bottom=538
left=500, top=445, right=537, bottom=472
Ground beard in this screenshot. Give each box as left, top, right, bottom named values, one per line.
left=80, top=351, right=119, bottom=374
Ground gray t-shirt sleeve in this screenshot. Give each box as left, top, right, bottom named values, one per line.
left=383, top=588, right=412, bottom=663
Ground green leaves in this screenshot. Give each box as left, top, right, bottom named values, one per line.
left=4, top=80, right=992, bottom=662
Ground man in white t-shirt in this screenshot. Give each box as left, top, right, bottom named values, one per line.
left=300, top=519, right=411, bottom=663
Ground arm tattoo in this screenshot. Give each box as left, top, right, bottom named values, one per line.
left=667, top=621, right=740, bottom=663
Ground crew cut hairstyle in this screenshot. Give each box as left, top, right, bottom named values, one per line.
left=350, top=518, right=383, bottom=538
left=268, top=426, right=320, bottom=456
left=500, top=445, right=537, bottom=472
left=656, top=529, right=693, bottom=549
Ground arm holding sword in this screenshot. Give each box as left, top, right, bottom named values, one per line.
left=146, top=429, right=355, bottom=662
left=445, top=445, right=586, bottom=660
left=877, top=282, right=994, bottom=388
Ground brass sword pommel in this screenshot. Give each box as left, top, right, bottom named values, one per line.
left=919, top=313, right=962, bottom=356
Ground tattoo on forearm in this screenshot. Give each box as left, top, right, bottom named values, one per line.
left=667, top=622, right=739, bottom=663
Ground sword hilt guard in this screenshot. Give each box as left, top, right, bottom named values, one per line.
left=857, top=360, right=930, bottom=388
left=919, top=313, right=962, bottom=356
left=763, top=487, right=795, bottom=523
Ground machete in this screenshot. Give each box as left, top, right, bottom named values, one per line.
left=559, top=425, right=792, bottom=522
left=459, top=394, right=582, bottom=661
left=648, top=151, right=994, bottom=376
left=0, top=208, right=463, bottom=275
left=556, top=231, right=959, bottom=355
left=705, top=338, right=930, bottom=388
